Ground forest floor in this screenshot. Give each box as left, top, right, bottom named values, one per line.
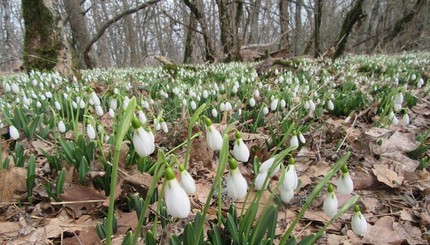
left=1, top=52, right=430, bottom=245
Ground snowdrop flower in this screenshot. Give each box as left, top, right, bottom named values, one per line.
left=282, top=157, right=298, bottom=191
left=226, top=158, right=248, bottom=200
left=202, top=90, right=209, bottom=98
left=138, top=110, right=147, bottom=124
left=290, top=132, right=299, bottom=148
left=211, top=108, right=218, bottom=118
left=303, top=100, right=310, bottom=110
left=205, top=117, right=223, bottom=151
left=417, top=78, right=424, bottom=88
left=58, top=120, right=66, bottom=133
left=108, top=108, right=115, bottom=118
left=280, top=188, right=294, bottom=203
left=401, top=111, right=410, bottom=125
left=249, top=97, right=256, bottom=107
left=161, top=120, right=168, bottom=133
left=351, top=205, right=367, bottom=236
left=164, top=167, right=190, bottom=218
left=190, top=100, right=197, bottom=110
left=262, top=106, right=269, bottom=115
left=253, top=89, right=260, bottom=98
left=336, top=165, right=353, bottom=195
left=132, top=118, right=155, bottom=157
left=309, top=100, right=316, bottom=112
left=72, top=101, right=78, bottom=109
left=298, top=132, right=306, bottom=144
left=179, top=164, right=196, bottom=195
left=90, top=92, right=100, bottom=106
left=225, top=102, right=232, bottom=111
left=95, top=105, right=104, bottom=116
left=327, top=100, right=334, bottom=111
left=109, top=99, right=118, bottom=110
left=232, top=131, right=250, bottom=162
left=9, top=125, right=20, bottom=140
left=270, top=98, right=278, bottom=111
left=323, top=184, right=338, bottom=218
left=411, top=74, right=416, bottom=81
left=220, top=102, right=226, bottom=112
left=4, top=82, right=11, bottom=92
left=394, top=92, right=403, bottom=105
left=36, top=101, right=42, bottom=108
left=11, top=83, right=19, bottom=94
left=255, top=157, right=279, bottom=190
left=280, top=99, right=286, bottom=108
left=123, top=96, right=130, bottom=109
left=391, top=115, right=399, bottom=125
left=86, top=124, right=96, bottom=140
left=54, top=101, right=61, bottom=110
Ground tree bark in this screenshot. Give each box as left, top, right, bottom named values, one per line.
left=215, top=0, right=242, bottom=62
left=314, top=0, right=322, bottom=57
left=183, top=0, right=215, bottom=62
left=183, top=9, right=197, bottom=63
left=332, top=0, right=366, bottom=59
left=294, top=0, right=302, bottom=55
left=279, top=0, right=290, bottom=51
left=64, top=0, right=92, bottom=68
left=22, top=0, right=72, bottom=74
left=248, top=0, right=261, bottom=44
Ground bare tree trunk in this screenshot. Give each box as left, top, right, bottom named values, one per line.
left=64, top=0, right=93, bottom=68
left=332, top=0, right=366, bottom=59
left=294, top=0, right=302, bottom=55
left=279, top=0, right=291, bottom=51
left=183, top=0, right=215, bottom=62
left=314, top=0, right=322, bottom=57
left=216, top=0, right=242, bottom=61
left=1, top=0, right=18, bottom=71
left=93, top=0, right=111, bottom=68
left=122, top=0, right=139, bottom=67
left=248, top=0, right=261, bottom=44
left=183, top=9, right=197, bottom=63
left=22, top=0, right=72, bottom=74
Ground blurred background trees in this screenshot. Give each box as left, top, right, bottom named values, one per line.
left=0, top=0, right=429, bottom=72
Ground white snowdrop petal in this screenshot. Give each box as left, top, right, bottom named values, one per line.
left=352, top=212, right=368, bottom=236
left=232, top=139, right=250, bottom=162
left=226, top=169, right=248, bottom=200
left=206, top=125, right=223, bottom=151
left=165, top=179, right=190, bottom=218
left=336, top=173, right=354, bottom=195
left=180, top=171, right=196, bottom=195
left=9, top=125, right=20, bottom=140
left=323, top=192, right=338, bottom=218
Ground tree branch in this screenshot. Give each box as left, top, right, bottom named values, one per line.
left=83, top=0, right=162, bottom=68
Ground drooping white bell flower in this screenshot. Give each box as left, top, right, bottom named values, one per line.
left=132, top=118, right=155, bottom=157
left=262, top=106, right=269, bottom=115
left=36, top=101, right=42, bottom=108
left=225, top=102, right=232, bottom=111
left=161, top=120, right=168, bottom=133
left=164, top=167, right=190, bottom=218
left=393, top=103, right=402, bottom=112
left=280, top=186, right=295, bottom=203
left=303, top=100, right=310, bottom=110
left=323, top=184, right=338, bottom=218
left=255, top=157, right=279, bottom=190
left=211, top=108, right=218, bottom=118
left=54, top=101, right=62, bottom=111
left=270, top=98, right=278, bottom=111
left=11, top=83, right=20, bottom=94
left=327, top=100, right=334, bottom=111
left=309, top=100, right=316, bottom=112
left=336, top=165, right=353, bottom=195
left=417, top=78, right=424, bottom=88
left=95, top=105, right=104, bottom=116
left=298, top=132, right=306, bottom=144
left=137, top=110, right=146, bottom=124
left=290, top=132, right=299, bottom=148
left=402, top=110, right=410, bottom=125
left=179, top=164, right=196, bottom=195
left=394, top=92, right=403, bottom=105
left=9, top=125, right=20, bottom=140
left=190, top=100, right=197, bottom=110
left=391, top=115, right=399, bottom=125
left=205, top=117, right=223, bottom=151
left=108, top=108, right=115, bottom=118
left=249, top=98, right=256, bottom=107
left=58, top=120, right=66, bottom=133
left=351, top=205, right=367, bottom=236
left=232, top=131, right=250, bottom=162
left=282, top=157, right=298, bottom=191
left=109, top=98, right=118, bottom=110
left=280, top=99, right=286, bottom=108
left=86, top=124, right=96, bottom=140
left=226, top=158, right=248, bottom=200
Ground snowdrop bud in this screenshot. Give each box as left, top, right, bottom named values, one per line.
left=417, top=78, right=424, bottom=88
left=72, top=101, right=78, bottom=109
left=220, top=102, right=226, bottom=112
left=394, top=93, right=403, bottom=105
left=109, top=99, right=117, bottom=110
left=290, top=133, right=299, bottom=148
left=270, top=98, right=278, bottom=111
left=211, top=108, right=218, bottom=118
left=142, top=100, right=149, bottom=109
left=108, top=108, right=115, bottom=118
left=255, top=171, right=268, bottom=190
left=280, top=187, right=295, bottom=203
left=249, top=98, right=256, bottom=107
left=58, top=120, right=66, bottom=133
left=328, top=100, right=334, bottom=111
left=233, top=131, right=250, bottom=162
left=202, top=90, right=209, bottom=98
left=336, top=165, right=353, bottom=195
left=54, top=101, right=61, bottom=110
left=262, top=106, right=269, bottom=115
left=309, top=100, right=316, bottom=111
left=161, top=120, right=168, bottom=133
left=190, top=100, right=197, bottom=110
left=132, top=118, right=155, bottom=157
left=205, top=117, right=223, bottom=151
left=304, top=100, right=310, bottom=110
left=87, top=124, right=96, bottom=140
left=79, top=99, right=85, bottom=109
left=388, top=111, right=395, bottom=121
left=299, top=132, right=306, bottom=144
left=155, top=121, right=161, bottom=131
left=282, top=157, right=298, bottom=191
left=90, top=92, right=101, bottom=106
left=351, top=205, right=367, bottom=236
left=36, top=101, right=42, bottom=108
left=402, top=112, right=410, bottom=125
left=179, top=165, right=196, bottom=195
left=11, top=83, right=19, bottom=94
left=411, top=74, right=416, bottom=80
left=323, top=184, right=338, bottom=218
left=164, top=167, right=190, bottom=218
left=391, top=116, right=399, bottom=125
left=137, top=110, right=146, bottom=124
left=232, top=86, right=238, bottom=94
left=226, top=158, right=248, bottom=200
left=95, top=105, right=104, bottom=116
left=225, top=102, right=232, bottom=111
left=280, top=99, right=286, bottom=108
left=45, top=91, right=52, bottom=98
left=253, top=89, right=260, bottom=98
left=9, top=125, right=20, bottom=140
left=4, top=82, right=11, bottom=92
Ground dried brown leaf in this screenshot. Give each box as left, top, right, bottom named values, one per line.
left=0, top=168, right=27, bottom=202
left=372, top=164, right=404, bottom=188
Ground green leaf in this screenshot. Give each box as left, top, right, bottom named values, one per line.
left=297, top=234, right=316, bottom=245
left=56, top=168, right=66, bottom=196
left=79, top=156, right=89, bottom=184
left=145, top=230, right=157, bottom=245
left=28, top=115, right=41, bottom=138
left=169, top=234, right=181, bottom=245
left=96, top=223, right=106, bottom=240
left=209, top=223, right=223, bottom=245
left=121, top=230, right=132, bottom=245
left=250, top=205, right=278, bottom=244
left=285, top=237, right=297, bottom=245
left=26, top=155, right=36, bottom=202
left=184, top=223, right=196, bottom=245
left=227, top=213, right=239, bottom=244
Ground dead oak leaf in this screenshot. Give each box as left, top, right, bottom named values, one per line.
left=372, top=164, right=404, bottom=188
left=0, top=168, right=27, bottom=202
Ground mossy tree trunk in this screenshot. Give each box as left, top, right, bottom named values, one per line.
left=22, top=0, right=72, bottom=74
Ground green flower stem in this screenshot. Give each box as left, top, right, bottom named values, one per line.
left=280, top=152, right=351, bottom=243
left=131, top=150, right=166, bottom=244
left=184, top=103, right=206, bottom=169
left=105, top=97, right=136, bottom=245
left=152, top=179, right=167, bottom=234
